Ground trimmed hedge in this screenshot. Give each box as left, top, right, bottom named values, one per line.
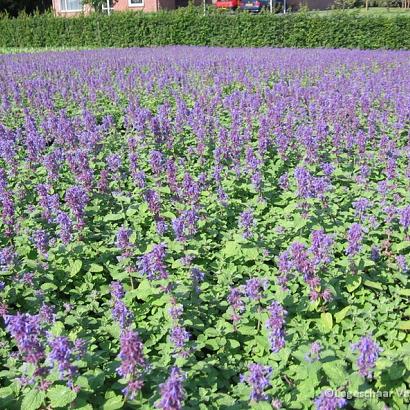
left=0, top=9, right=409, bottom=49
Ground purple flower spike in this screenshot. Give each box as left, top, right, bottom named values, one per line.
left=47, top=334, right=85, bottom=387
left=314, top=390, right=347, bottom=410
left=266, top=302, right=287, bottom=353
left=305, top=341, right=322, bottom=362
left=169, top=326, right=190, bottom=352
left=65, top=185, right=89, bottom=230
left=244, top=278, right=268, bottom=301
left=399, top=205, right=410, bottom=231
left=227, top=287, right=244, bottom=324
left=239, top=209, right=255, bottom=239
left=117, top=330, right=147, bottom=400
left=351, top=335, right=381, bottom=379
left=396, top=255, right=408, bottom=272
left=346, top=223, right=363, bottom=257
left=138, top=243, right=169, bottom=280
left=4, top=313, right=45, bottom=366
left=56, top=211, right=73, bottom=245
left=157, top=367, right=186, bottom=410
left=310, top=229, right=334, bottom=266
left=241, top=363, right=272, bottom=402
left=116, top=226, right=133, bottom=258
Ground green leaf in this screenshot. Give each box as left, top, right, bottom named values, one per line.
left=346, top=275, right=362, bottom=292
left=320, top=313, right=333, bottom=333
left=102, top=395, right=124, bottom=410
left=322, top=361, right=348, bottom=385
left=0, top=386, right=12, bottom=398
left=227, top=339, right=240, bottom=349
left=335, top=306, right=351, bottom=323
left=223, top=241, right=241, bottom=258
left=363, top=280, right=383, bottom=290
left=393, top=241, right=410, bottom=252
left=398, top=288, right=410, bottom=297
left=21, top=390, right=45, bottom=410
left=398, top=321, right=410, bottom=330
left=103, top=213, right=124, bottom=222
left=89, top=263, right=104, bottom=272
left=70, top=259, right=82, bottom=276
left=135, top=280, right=153, bottom=301
left=47, top=385, right=77, bottom=408
left=242, top=247, right=259, bottom=260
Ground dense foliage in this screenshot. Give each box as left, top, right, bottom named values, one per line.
left=0, top=47, right=410, bottom=410
left=0, top=9, right=410, bottom=49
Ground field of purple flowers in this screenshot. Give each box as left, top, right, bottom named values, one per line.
left=0, top=47, right=409, bottom=410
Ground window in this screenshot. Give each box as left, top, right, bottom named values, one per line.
left=128, top=0, right=144, bottom=6
left=60, top=0, right=82, bottom=11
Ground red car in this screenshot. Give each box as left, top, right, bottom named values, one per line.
left=215, top=0, right=239, bottom=9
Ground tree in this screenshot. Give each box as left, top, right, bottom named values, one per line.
left=0, top=0, right=52, bottom=16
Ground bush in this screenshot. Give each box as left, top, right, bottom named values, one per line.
left=0, top=8, right=409, bottom=49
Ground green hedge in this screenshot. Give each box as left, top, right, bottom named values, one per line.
left=0, top=9, right=409, bottom=49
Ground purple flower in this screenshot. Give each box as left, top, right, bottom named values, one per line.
left=4, top=313, right=45, bottom=365
left=0, top=246, right=16, bottom=270
left=278, top=173, right=289, bottom=190
left=399, top=206, right=410, bottom=230
left=191, top=267, right=205, bottom=293
left=107, top=154, right=122, bottom=174
left=346, top=223, right=363, bottom=257
left=116, top=226, right=133, bottom=257
left=39, top=303, right=55, bottom=324
left=110, top=281, right=132, bottom=328
left=32, top=229, right=49, bottom=258
left=370, top=246, right=380, bottom=261
left=322, top=163, right=334, bottom=176
left=289, top=242, right=316, bottom=287
left=149, top=150, right=163, bottom=176
left=172, top=210, right=198, bottom=242
left=227, top=287, right=244, bottom=324
left=1, top=193, right=15, bottom=237
left=314, top=390, right=347, bottom=410
left=156, top=219, right=168, bottom=235
left=294, top=167, right=330, bottom=200
left=305, top=341, right=321, bottom=362
left=239, top=209, right=255, bottom=240
left=181, top=172, right=200, bottom=204
left=310, top=229, right=334, bottom=266
left=351, top=335, right=382, bottom=379
left=16, top=271, right=35, bottom=286
left=169, top=326, right=190, bottom=354
left=56, top=211, right=73, bottom=245
left=168, top=303, right=183, bottom=321
left=244, top=278, right=267, bottom=301
left=65, top=186, right=89, bottom=229
left=241, top=363, right=272, bottom=402
left=266, top=302, right=287, bottom=353
left=277, top=250, right=292, bottom=290
left=166, top=159, right=178, bottom=192
left=157, top=367, right=186, bottom=410
left=133, top=170, right=146, bottom=188
left=110, top=281, right=125, bottom=300
left=352, top=198, right=371, bottom=219
left=117, top=330, right=146, bottom=399
left=138, top=243, right=169, bottom=280
left=37, top=184, right=59, bottom=222
left=48, top=335, right=85, bottom=387
left=144, top=189, right=161, bottom=215
left=396, top=255, right=408, bottom=272
left=112, top=299, right=133, bottom=329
